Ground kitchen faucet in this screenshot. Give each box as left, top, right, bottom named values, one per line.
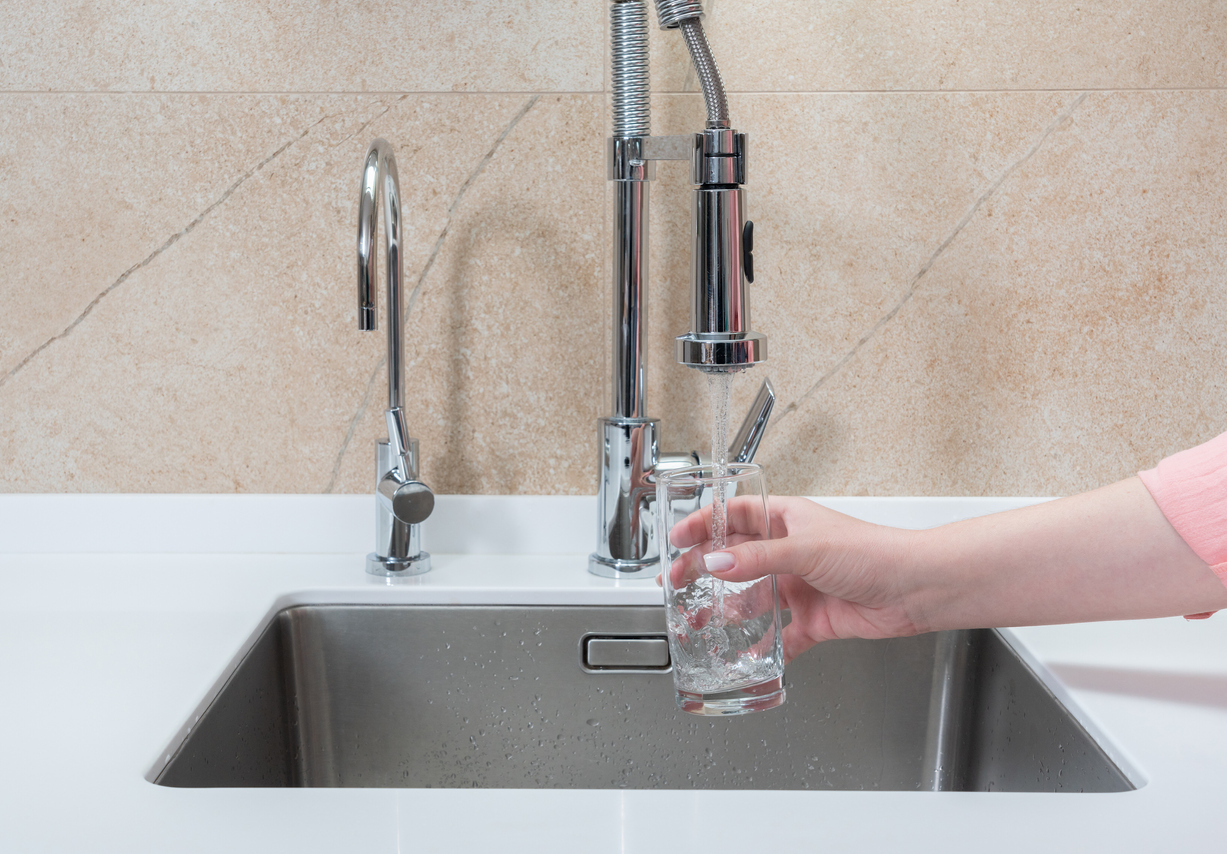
left=590, top=0, right=775, bottom=579
left=357, top=139, right=434, bottom=577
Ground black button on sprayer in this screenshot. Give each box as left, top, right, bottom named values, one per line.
left=742, top=220, right=755, bottom=283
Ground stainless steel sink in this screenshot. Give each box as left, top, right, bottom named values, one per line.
left=155, top=605, right=1132, bottom=792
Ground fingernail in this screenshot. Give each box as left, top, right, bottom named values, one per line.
left=704, top=552, right=736, bottom=575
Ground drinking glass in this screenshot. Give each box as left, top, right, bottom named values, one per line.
left=655, top=463, right=785, bottom=715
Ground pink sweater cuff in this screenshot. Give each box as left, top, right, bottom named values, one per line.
left=1139, top=431, right=1227, bottom=617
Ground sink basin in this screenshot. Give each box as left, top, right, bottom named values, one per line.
left=155, top=605, right=1132, bottom=792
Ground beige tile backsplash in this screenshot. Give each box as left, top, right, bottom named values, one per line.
left=2, top=3, right=1224, bottom=497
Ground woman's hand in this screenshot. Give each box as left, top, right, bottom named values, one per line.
left=662, top=496, right=924, bottom=661
left=661, top=479, right=1227, bottom=663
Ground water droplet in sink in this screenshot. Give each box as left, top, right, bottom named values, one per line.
left=586, top=719, right=600, bottom=727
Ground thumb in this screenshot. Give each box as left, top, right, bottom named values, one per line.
left=703, top=536, right=807, bottom=584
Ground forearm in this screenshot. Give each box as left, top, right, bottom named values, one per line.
left=907, top=477, right=1227, bottom=632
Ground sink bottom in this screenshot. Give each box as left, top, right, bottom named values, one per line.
left=155, top=605, right=1132, bottom=792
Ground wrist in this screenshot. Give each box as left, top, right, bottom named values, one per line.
left=892, top=524, right=972, bottom=635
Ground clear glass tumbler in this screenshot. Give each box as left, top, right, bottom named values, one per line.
left=656, top=463, right=786, bottom=716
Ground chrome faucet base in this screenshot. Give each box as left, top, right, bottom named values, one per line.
left=588, top=554, right=658, bottom=580
left=589, top=418, right=661, bottom=577
left=588, top=416, right=703, bottom=579
left=367, top=552, right=432, bottom=578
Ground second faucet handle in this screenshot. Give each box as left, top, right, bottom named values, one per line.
left=729, top=377, right=775, bottom=465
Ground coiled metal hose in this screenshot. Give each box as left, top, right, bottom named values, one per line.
left=652, top=0, right=729, bottom=128
left=653, top=0, right=704, bottom=27
left=611, top=1, right=651, bottom=137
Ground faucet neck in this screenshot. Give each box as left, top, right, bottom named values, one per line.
left=356, top=138, right=404, bottom=413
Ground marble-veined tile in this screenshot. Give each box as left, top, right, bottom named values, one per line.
left=0, top=95, right=384, bottom=378
left=0, top=94, right=605, bottom=494
left=6, top=88, right=1226, bottom=497
left=330, top=95, right=607, bottom=496
left=761, top=91, right=1227, bottom=496
left=642, top=91, right=1074, bottom=464
left=0, top=1, right=601, bottom=93
left=648, top=0, right=1227, bottom=92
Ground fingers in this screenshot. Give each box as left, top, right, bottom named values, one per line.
left=702, top=535, right=812, bottom=584
left=668, top=508, right=710, bottom=550
left=776, top=579, right=827, bottom=662
left=669, top=495, right=776, bottom=549
left=669, top=550, right=703, bottom=589
left=667, top=532, right=761, bottom=589
left=670, top=494, right=810, bottom=550
left=781, top=623, right=820, bottom=663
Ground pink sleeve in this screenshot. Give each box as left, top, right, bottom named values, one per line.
left=1139, top=431, right=1227, bottom=618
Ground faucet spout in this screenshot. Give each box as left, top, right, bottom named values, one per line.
left=358, top=139, right=406, bottom=413
left=356, top=138, right=433, bottom=577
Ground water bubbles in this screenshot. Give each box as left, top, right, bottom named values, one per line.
left=667, top=601, right=781, bottom=693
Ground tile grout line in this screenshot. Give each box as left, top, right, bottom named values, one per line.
left=771, top=91, right=1091, bottom=429
left=0, top=90, right=602, bottom=96
left=324, top=95, right=540, bottom=490
left=1, top=87, right=1223, bottom=95
left=647, top=86, right=1226, bottom=95
left=0, top=106, right=352, bottom=391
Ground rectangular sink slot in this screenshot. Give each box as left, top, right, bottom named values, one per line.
left=582, top=633, right=671, bottom=672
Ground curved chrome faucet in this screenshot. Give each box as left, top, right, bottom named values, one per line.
left=357, top=139, right=434, bottom=577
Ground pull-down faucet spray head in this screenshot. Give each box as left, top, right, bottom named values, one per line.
left=674, top=124, right=766, bottom=373
left=651, top=1, right=766, bottom=373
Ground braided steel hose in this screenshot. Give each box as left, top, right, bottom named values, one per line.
left=679, top=18, right=729, bottom=128
left=611, top=1, right=651, bottom=137
left=652, top=0, right=729, bottom=129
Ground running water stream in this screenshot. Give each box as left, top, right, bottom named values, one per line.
left=667, top=371, right=783, bottom=697
left=707, top=371, right=734, bottom=621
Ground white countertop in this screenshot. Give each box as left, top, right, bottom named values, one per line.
left=1, top=495, right=1225, bottom=852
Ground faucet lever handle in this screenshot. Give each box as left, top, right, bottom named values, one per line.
left=377, top=472, right=435, bottom=525
left=729, top=378, right=775, bottom=464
